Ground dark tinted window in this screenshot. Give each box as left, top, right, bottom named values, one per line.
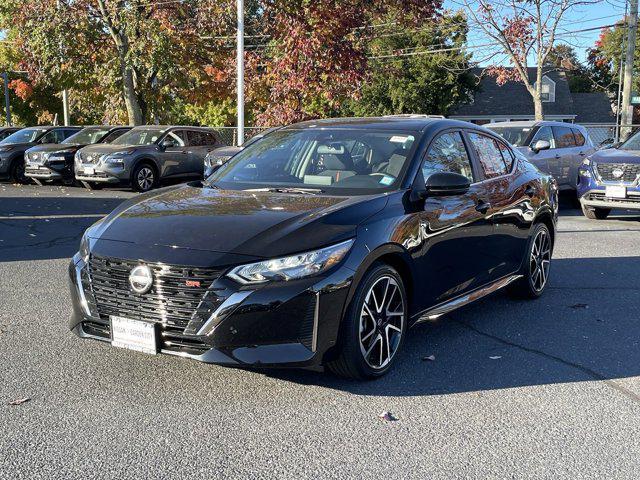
left=468, top=132, right=508, bottom=178
left=553, top=126, right=576, bottom=148
left=573, top=129, right=586, bottom=146
left=167, top=130, right=187, bottom=146
left=101, top=129, right=129, bottom=143
left=423, top=132, right=474, bottom=182
left=189, top=130, right=218, bottom=146
left=39, top=129, right=67, bottom=144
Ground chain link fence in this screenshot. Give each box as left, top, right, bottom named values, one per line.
left=583, top=124, right=640, bottom=148
left=209, top=127, right=271, bottom=146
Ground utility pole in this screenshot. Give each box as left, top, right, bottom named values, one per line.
left=621, top=0, right=638, bottom=139
left=236, top=0, right=245, bottom=146
left=2, top=72, right=11, bottom=126
left=57, top=0, right=70, bottom=126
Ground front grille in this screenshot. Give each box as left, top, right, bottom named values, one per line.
left=587, top=192, right=640, bottom=204
left=79, top=152, right=103, bottom=164
left=595, top=163, right=640, bottom=184
left=27, top=152, right=46, bottom=164
left=87, top=255, right=222, bottom=354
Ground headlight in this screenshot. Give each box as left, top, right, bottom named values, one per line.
left=79, top=232, right=90, bottom=263
left=227, top=239, right=354, bottom=284
left=582, top=158, right=591, bottom=166
left=74, top=151, right=82, bottom=163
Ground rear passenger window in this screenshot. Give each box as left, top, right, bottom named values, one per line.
left=423, top=132, right=474, bottom=182
left=573, top=129, right=586, bottom=146
left=468, top=132, right=508, bottom=178
left=496, top=141, right=515, bottom=171
left=189, top=131, right=218, bottom=146
left=553, top=126, right=576, bottom=148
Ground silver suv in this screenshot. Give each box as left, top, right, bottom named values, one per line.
left=75, top=125, right=220, bottom=192
left=487, top=121, right=595, bottom=191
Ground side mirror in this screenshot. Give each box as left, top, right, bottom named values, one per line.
left=419, top=171, right=471, bottom=197
left=530, top=139, right=551, bottom=153
left=160, top=137, right=177, bottom=149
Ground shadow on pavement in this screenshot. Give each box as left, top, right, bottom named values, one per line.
left=0, top=196, right=128, bottom=262
left=264, top=256, right=640, bottom=398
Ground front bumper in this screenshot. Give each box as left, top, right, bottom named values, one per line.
left=25, top=164, right=64, bottom=180
left=75, top=161, right=129, bottom=184
left=577, top=169, right=640, bottom=211
left=68, top=252, right=354, bottom=368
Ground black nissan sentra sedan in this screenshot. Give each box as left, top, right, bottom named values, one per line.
left=69, top=117, right=558, bottom=379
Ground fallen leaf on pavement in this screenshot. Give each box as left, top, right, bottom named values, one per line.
left=8, top=397, right=30, bottom=406
left=422, top=355, right=436, bottom=362
left=378, top=411, right=398, bottom=422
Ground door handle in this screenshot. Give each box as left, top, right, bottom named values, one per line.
left=476, top=200, right=491, bottom=214
left=578, top=152, right=586, bottom=156
left=554, top=154, right=561, bottom=159
left=524, top=185, right=535, bottom=197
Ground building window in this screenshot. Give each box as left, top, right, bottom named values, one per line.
left=535, top=75, right=556, bottom=103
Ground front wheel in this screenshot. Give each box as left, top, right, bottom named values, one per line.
left=10, top=159, right=28, bottom=184
left=581, top=204, right=610, bottom=220
left=508, top=223, right=552, bottom=299
left=327, top=263, right=408, bottom=380
left=132, top=163, right=157, bottom=192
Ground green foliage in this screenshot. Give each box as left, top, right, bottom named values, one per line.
left=342, top=12, right=475, bottom=117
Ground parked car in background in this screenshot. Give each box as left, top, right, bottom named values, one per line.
left=203, top=127, right=281, bottom=177
left=0, top=126, right=82, bottom=183
left=75, top=125, right=220, bottom=192
left=578, top=129, right=640, bottom=219
left=0, top=126, right=21, bottom=142
left=487, top=121, right=595, bottom=191
left=69, top=117, right=557, bottom=379
left=24, top=126, right=131, bottom=185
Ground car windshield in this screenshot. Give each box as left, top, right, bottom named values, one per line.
left=208, top=128, right=419, bottom=194
left=0, top=127, right=48, bottom=144
left=620, top=130, right=640, bottom=151
left=62, top=127, right=111, bottom=145
left=486, top=126, right=532, bottom=147
left=111, top=128, right=165, bottom=146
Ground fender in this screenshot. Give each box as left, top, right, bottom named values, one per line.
left=130, top=157, right=159, bottom=183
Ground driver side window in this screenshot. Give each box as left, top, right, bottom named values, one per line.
left=423, top=132, right=474, bottom=182
left=530, top=126, right=555, bottom=149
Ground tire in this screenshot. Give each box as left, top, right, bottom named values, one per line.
left=508, top=223, right=552, bottom=299
left=10, top=158, right=28, bottom=184
left=581, top=204, right=610, bottom=220
left=132, top=162, right=157, bottom=192
left=327, top=263, right=408, bottom=380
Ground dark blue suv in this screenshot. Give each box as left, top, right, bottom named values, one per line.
left=578, top=130, right=640, bottom=219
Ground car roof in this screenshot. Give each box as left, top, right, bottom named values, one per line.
left=281, top=116, right=474, bottom=132
left=487, top=120, right=586, bottom=129
left=129, top=125, right=215, bottom=131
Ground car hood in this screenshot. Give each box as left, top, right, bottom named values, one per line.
left=89, top=184, right=388, bottom=259
left=0, top=142, right=35, bottom=150
left=27, top=143, right=84, bottom=154
left=79, top=144, right=157, bottom=155
left=590, top=148, right=640, bottom=164
left=210, top=146, right=242, bottom=157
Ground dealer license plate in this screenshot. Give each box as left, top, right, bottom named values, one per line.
left=110, top=316, right=157, bottom=355
left=84, top=166, right=95, bottom=175
left=605, top=186, right=626, bottom=199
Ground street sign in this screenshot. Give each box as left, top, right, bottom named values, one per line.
left=632, top=93, right=640, bottom=105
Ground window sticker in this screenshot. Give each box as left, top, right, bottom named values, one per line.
left=379, top=175, right=394, bottom=185
left=390, top=135, right=413, bottom=143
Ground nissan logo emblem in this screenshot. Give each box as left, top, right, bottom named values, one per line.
left=612, top=168, right=625, bottom=179
left=129, top=265, right=153, bottom=294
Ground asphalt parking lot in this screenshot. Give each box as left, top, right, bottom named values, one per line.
left=1, top=183, right=639, bottom=479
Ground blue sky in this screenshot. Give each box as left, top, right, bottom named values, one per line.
left=443, top=0, right=628, bottom=65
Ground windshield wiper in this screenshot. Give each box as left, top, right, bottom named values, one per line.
left=244, top=187, right=324, bottom=195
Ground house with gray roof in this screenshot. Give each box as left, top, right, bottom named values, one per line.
left=450, top=67, right=615, bottom=125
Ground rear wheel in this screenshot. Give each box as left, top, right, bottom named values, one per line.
left=508, top=223, right=552, bottom=299
left=581, top=204, right=610, bottom=220
left=132, top=163, right=156, bottom=192
left=10, top=159, right=28, bottom=184
left=327, top=263, right=407, bottom=380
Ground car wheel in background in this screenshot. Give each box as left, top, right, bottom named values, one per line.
left=581, top=204, right=610, bottom=220
left=327, top=263, right=407, bottom=380
left=132, top=163, right=156, bottom=192
left=508, top=222, right=552, bottom=299
left=10, top=159, right=28, bottom=184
